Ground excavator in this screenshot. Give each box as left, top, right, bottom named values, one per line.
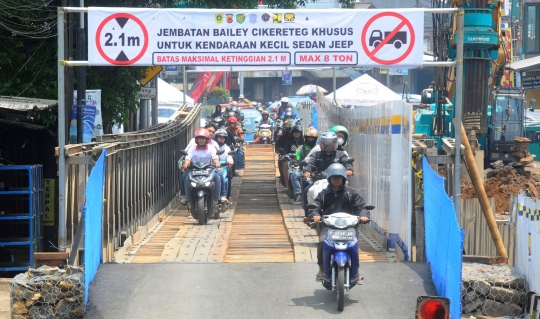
left=415, top=0, right=525, bottom=166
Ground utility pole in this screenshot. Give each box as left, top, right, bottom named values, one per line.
left=76, top=0, right=86, bottom=143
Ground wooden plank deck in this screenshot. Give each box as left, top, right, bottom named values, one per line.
left=123, top=145, right=389, bottom=264
left=224, top=145, right=294, bottom=263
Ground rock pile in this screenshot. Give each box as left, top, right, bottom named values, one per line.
left=10, top=265, right=84, bottom=319
left=461, top=263, right=527, bottom=317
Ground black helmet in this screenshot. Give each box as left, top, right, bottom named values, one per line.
left=227, top=111, right=237, bottom=119
left=326, top=163, right=347, bottom=184
left=319, top=131, right=338, bottom=152
left=231, top=106, right=240, bottom=114
left=225, top=105, right=233, bottom=113
left=291, top=125, right=302, bottom=134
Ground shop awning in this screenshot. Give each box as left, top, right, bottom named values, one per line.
left=507, top=56, right=540, bottom=72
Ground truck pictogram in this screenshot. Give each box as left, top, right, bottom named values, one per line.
left=369, top=30, right=407, bottom=49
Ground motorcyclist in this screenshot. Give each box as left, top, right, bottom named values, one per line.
left=226, top=117, right=244, bottom=142
left=238, top=94, right=246, bottom=104
left=290, top=127, right=318, bottom=204
left=180, top=128, right=227, bottom=205
left=275, top=119, right=295, bottom=186
left=269, top=104, right=279, bottom=121
left=210, top=104, right=222, bottom=119
left=179, top=124, right=222, bottom=203
left=278, top=124, right=304, bottom=190
left=302, top=132, right=353, bottom=215
left=260, top=111, right=273, bottom=125
left=307, top=163, right=369, bottom=282
left=306, top=124, right=350, bottom=157
left=231, top=105, right=245, bottom=125
left=280, top=103, right=299, bottom=120
left=277, top=97, right=290, bottom=118
left=214, top=129, right=234, bottom=201
left=222, top=101, right=237, bottom=121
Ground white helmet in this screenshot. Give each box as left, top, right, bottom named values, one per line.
left=252, top=101, right=257, bottom=106
left=239, top=94, right=244, bottom=99
left=281, top=97, right=289, bottom=103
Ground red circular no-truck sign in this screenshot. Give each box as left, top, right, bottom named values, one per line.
left=95, top=13, right=149, bottom=66
left=361, top=12, right=415, bottom=65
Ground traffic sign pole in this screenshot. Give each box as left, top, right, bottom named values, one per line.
left=57, top=7, right=67, bottom=251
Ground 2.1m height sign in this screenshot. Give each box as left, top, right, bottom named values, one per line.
left=88, top=8, right=424, bottom=68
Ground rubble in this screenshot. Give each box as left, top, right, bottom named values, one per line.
left=461, top=160, right=540, bottom=214
left=10, top=265, right=84, bottom=319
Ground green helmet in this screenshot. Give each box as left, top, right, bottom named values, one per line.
left=330, top=125, right=349, bottom=146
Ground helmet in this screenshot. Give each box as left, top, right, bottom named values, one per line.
left=283, top=119, right=294, bottom=130
left=239, top=94, right=244, bottom=99
left=270, top=105, right=278, bottom=112
left=326, top=163, right=347, bottom=184
left=262, top=111, right=269, bottom=116
left=319, top=131, right=338, bottom=152
left=195, top=128, right=211, bottom=140
left=225, top=105, right=233, bottom=113
left=291, top=125, right=302, bottom=134
left=305, top=126, right=318, bottom=138
left=287, top=102, right=293, bottom=108
left=330, top=125, right=349, bottom=146
left=212, top=117, right=224, bottom=126
left=284, top=110, right=294, bottom=119
left=228, top=117, right=238, bottom=124
left=281, top=97, right=289, bottom=103
left=231, top=106, right=240, bottom=114
left=257, top=106, right=265, bottom=113
left=226, top=111, right=236, bottom=119
left=252, top=101, right=257, bottom=106
left=215, top=129, right=228, bottom=138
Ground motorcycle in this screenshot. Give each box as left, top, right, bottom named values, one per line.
left=178, top=149, right=229, bottom=224
left=306, top=203, right=374, bottom=312
left=255, top=123, right=273, bottom=144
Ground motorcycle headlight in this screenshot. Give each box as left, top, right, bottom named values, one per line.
left=204, top=181, right=211, bottom=187
left=191, top=182, right=197, bottom=187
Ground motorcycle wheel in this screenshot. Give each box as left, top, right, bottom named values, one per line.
left=337, top=266, right=345, bottom=311
left=197, top=196, right=206, bottom=225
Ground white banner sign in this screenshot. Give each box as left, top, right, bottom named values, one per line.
left=88, top=8, right=424, bottom=68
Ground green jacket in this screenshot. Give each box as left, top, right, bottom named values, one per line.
left=295, top=144, right=313, bottom=161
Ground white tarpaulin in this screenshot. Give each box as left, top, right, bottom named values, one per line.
left=88, top=8, right=424, bottom=68
left=326, top=74, right=402, bottom=106
left=158, top=78, right=194, bottom=105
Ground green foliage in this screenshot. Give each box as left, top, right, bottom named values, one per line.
left=207, top=87, right=230, bottom=105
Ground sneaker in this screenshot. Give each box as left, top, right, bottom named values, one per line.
left=179, top=195, right=187, bottom=205
left=293, top=194, right=302, bottom=205
left=220, top=196, right=228, bottom=203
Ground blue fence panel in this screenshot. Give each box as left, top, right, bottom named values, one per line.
left=84, top=149, right=107, bottom=305
left=423, top=156, right=464, bottom=319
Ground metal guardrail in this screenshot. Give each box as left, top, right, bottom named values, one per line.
left=55, top=104, right=201, bottom=264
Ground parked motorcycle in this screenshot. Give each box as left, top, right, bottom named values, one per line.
left=179, top=149, right=229, bottom=224
left=307, top=203, right=374, bottom=311
left=255, top=124, right=273, bottom=144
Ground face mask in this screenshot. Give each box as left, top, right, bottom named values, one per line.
left=337, top=137, right=344, bottom=146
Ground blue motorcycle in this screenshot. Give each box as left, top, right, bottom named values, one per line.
left=307, top=204, right=373, bottom=311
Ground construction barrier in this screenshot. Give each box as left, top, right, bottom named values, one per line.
left=516, top=191, right=540, bottom=293
left=312, top=95, right=413, bottom=258
left=423, top=156, right=465, bottom=319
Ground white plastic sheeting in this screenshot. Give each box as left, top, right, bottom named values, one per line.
left=315, top=96, right=412, bottom=259
left=515, top=192, right=540, bottom=293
